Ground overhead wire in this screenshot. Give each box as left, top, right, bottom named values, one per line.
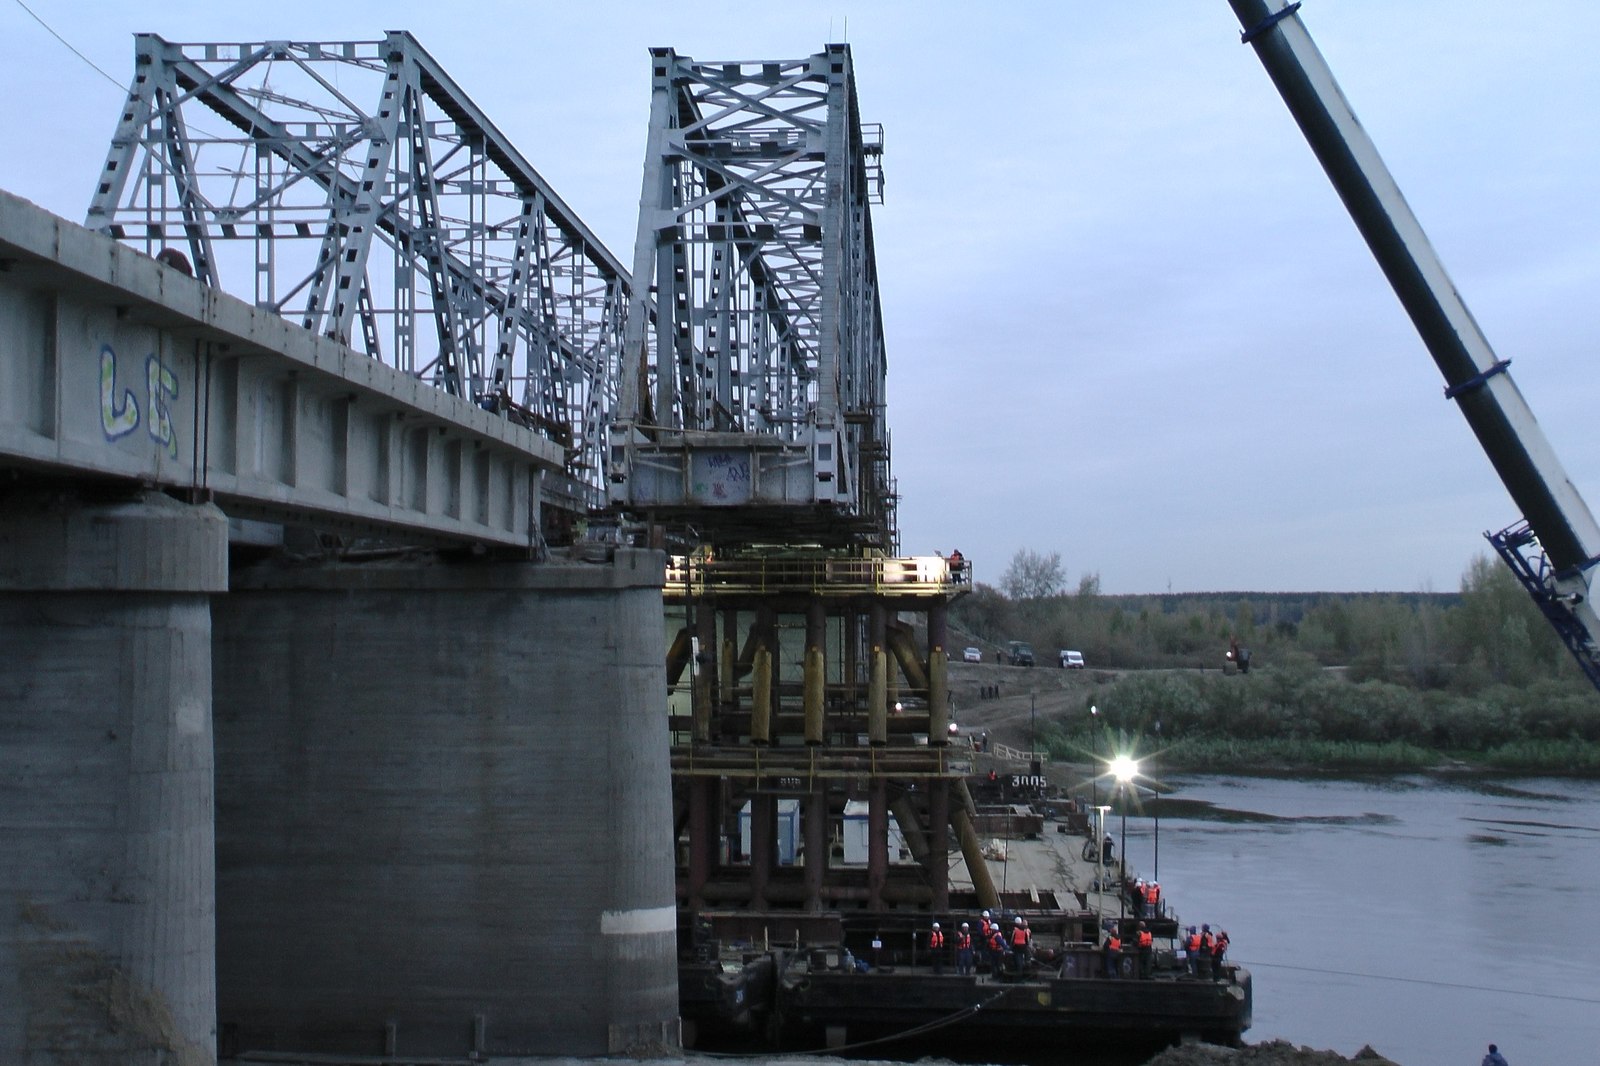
left=9, top=0, right=126, bottom=92
left=1235, top=956, right=1600, bottom=1006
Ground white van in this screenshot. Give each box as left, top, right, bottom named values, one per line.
left=1059, top=649, right=1085, bottom=669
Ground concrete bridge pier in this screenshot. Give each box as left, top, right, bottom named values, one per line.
left=211, top=548, right=679, bottom=1059
left=0, top=487, right=227, bottom=1066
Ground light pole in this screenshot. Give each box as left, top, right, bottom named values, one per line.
left=1153, top=789, right=1160, bottom=883
left=1110, top=755, right=1138, bottom=920
left=1094, top=804, right=1110, bottom=931
left=1029, top=692, right=1038, bottom=773
left=1151, top=724, right=1160, bottom=883
left=1089, top=705, right=1099, bottom=809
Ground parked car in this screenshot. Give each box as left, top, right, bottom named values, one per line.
left=1006, top=640, right=1035, bottom=667
left=1060, top=649, right=1085, bottom=669
left=962, top=646, right=982, bottom=663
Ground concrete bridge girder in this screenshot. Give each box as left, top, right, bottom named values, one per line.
left=1, top=190, right=561, bottom=548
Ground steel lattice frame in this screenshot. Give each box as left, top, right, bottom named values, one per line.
left=86, top=32, right=629, bottom=512
left=612, top=45, right=894, bottom=548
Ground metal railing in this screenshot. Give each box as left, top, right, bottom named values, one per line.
left=664, top=553, right=971, bottom=597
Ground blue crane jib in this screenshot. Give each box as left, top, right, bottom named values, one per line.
left=1229, top=0, right=1600, bottom=688
left=609, top=45, right=895, bottom=550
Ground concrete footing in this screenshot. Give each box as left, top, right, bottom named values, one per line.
left=211, top=548, right=679, bottom=1058
left=0, top=489, right=227, bottom=1066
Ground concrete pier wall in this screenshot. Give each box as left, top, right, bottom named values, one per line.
left=0, top=489, right=227, bottom=1066
left=211, top=548, right=678, bottom=1058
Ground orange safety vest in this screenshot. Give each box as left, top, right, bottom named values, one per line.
left=1138, top=930, right=1152, bottom=948
left=1148, top=882, right=1160, bottom=903
left=930, top=930, right=944, bottom=949
left=1214, top=934, right=1229, bottom=956
left=1106, top=934, right=1121, bottom=952
left=980, top=918, right=993, bottom=937
left=955, top=931, right=971, bottom=950
left=1186, top=932, right=1201, bottom=952
left=1011, top=926, right=1029, bottom=948
left=987, top=930, right=1006, bottom=952
left=1201, top=932, right=1215, bottom=951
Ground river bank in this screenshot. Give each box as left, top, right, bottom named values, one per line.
left=945, top=659, right=1600, bottom=776
left=1149, top=1039, right=1402, bottom=1066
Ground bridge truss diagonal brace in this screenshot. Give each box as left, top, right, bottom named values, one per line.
left=83, top=31, right=636, bottom=513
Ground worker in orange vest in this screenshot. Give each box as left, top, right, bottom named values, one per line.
left=1211, top=929, right=1230, bottom=982
left=954, top=922, right=974, bottom=975
left=1102, top=926, right=1123, bottom=978
left=1184, top=926, right=1202, bottom=977
left=985, top=924, right=1007, bottom=977
left=1198, top=924, right=1215, bottom=979
left=1009, top=917, right=1031, bottom=971
left=1144, top=880, right=1161, bottom=918
left=1136, top=922, right=1154, bottom=978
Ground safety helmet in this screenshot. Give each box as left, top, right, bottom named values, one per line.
left=961, top=922, right=969, bottom=928
left=932, top=922, right=940, bottom=929
left=982, top=910, right=990, bottom=918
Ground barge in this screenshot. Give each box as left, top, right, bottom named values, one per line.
left=676, top=801, right=1250, bottom=1055
left=662, top=549, right=1250, bottom=1056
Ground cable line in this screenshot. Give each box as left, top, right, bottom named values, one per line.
left=10, top=0, right=126, bottom=91
left=1235, top=957, right=1600, bottom=1005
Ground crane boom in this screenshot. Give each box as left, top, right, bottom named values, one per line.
left=1226, top=0, right=1600, bottom=690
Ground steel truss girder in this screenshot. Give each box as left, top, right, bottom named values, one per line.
left=614, top=45, right=893, bottom=549
left=86, top=32, right=631, bottom=512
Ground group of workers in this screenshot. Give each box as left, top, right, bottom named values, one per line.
left=1181, top=924, right=1231, bottom=979
left=1128, top=877, right=1162, bottom=919
left=918, top=914, right=1232, bottom=982
left=1100, top=921, right=1154, bottom=978
left=1101, top=920, right=1229, bottom=980
left=928, top=910, right=1033, bottom=976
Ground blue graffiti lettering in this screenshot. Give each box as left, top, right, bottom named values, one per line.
left=145, top=354, right=179, bottom=459
left=99, top=344, right=139, bottom=440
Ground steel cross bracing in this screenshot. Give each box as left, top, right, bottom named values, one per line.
left=85, top=32, right=631, bottom=515
left=611, top=45, right=895, bottom=549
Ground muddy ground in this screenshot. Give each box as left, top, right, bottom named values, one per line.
left=1146, top=1039, right=1402, bottom=1066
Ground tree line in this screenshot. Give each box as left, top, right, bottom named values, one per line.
left=959, top=550, right=1580, bottom=692
left=955, top=550, right=1600, bottom=768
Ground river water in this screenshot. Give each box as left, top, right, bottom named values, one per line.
left=1118, top=773, right=1600, bottom=1066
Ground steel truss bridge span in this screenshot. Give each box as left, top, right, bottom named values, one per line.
left=611, top=45, right=894, bottom=550
left=86, top=32, right=633, bottom=517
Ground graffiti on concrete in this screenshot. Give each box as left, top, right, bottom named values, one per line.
left=98, top=344, right=179, bottom=459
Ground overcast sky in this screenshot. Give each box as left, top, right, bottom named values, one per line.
left=4, top=1, right=1597, bottom=594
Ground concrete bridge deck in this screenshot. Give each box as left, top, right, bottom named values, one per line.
left=1, top=188, right=559, bottom=549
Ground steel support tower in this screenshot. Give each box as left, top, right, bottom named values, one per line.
left=608, top=50, right=985, bottom=1046
left=86, top=32, right=631, bottom=523
left=610, top=45, right=893, bottom=549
